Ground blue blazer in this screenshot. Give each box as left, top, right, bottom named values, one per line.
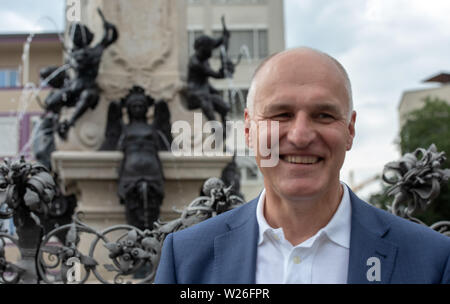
left=154, top=189, right=450, bottom=284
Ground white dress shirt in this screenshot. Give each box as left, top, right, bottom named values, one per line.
left=255, top=183, right=352, bottom=284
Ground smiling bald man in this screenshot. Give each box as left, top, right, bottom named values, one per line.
left=155, top=47, right=450, bottom=284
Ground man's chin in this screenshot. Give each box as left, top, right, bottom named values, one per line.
left=274, top=182, right=325, bottom=201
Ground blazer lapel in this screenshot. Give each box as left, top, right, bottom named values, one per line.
left=347, top=190, right=398, bottom=284
left=213, top=199, right=259, bottom=284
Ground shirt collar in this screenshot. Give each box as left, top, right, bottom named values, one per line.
left=256, top=188, right=272, bottom=245
left=256, top=183, right=352, bottom=249
left=321, top=183, right=351, bottom=249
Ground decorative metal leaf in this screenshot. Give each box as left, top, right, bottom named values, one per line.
left=118, top=259, right=133, bottom=273
left=126, top=229, right=138, bottom=243
left=66, top=224, right=78, bottom=245
left=131, top=248, right=151, bottom=259
left=23, top=188, right=40, bottom=210
left=35, top=171, right=55, bottom=187
left=104, top=242, right=121, bottom=254
left=103, top=264, right=119, bottom=273
left=79, top=254, right=98, bottom=267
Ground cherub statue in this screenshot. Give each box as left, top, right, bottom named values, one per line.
left=42, top=8, right=118, bottom=140
left=181, top=16, right=237, bottom=130
left=33, top=65, right=67, bottom=170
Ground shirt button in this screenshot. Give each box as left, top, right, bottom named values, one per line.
left=273, top=234, right=280, bottom=241
left=293, top=256, right=301, bottom=264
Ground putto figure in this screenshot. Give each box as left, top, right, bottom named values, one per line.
left=43, top=8, right=118, bottom=140
left=33, top=66, right=67, bottom=170
left=182, top=17, right=236, bottom=129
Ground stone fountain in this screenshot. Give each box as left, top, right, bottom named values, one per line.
left=52, top=0, right=232, bottom=231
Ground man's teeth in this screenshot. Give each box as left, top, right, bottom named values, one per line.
left=284, top=155, right=320, bottom=164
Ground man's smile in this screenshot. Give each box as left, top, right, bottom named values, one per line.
left=281, top=155, right=324, bottom=165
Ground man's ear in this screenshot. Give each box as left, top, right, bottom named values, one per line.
left=244, top=108, right=252, bottom=148
left=346, top=111, right=356, bottom=151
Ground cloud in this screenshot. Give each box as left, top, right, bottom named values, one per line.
left=0, top=11, right=44, bottom=33
left=0, top=0, right=65, bottom=34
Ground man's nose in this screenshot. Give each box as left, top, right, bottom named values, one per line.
left=286, top=114, right=316, bottom=148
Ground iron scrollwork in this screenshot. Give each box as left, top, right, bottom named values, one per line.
left=34, top=177, right=244, bottom=284
left=382, top=144, right=450, bottom=235
left=0, top=157, right=57, bottom=283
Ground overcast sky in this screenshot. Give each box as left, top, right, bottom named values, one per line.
left=1, top=0, right=449, bottom=199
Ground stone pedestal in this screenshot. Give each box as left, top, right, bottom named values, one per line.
left=52, top=151, right=232, bottom=229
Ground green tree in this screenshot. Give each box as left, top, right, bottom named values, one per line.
left=397, top=96, right=450, bottom=224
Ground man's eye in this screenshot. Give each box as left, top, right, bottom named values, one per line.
left=317, top=113, right=335, bottom=120
left=271, top=113, right=292, bottom=120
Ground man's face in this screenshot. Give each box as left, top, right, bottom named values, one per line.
left=245, top=50, right=356, bottom=202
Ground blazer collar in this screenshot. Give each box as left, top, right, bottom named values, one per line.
left=214, top=197, right=259, bottom=284
left=347, top=189, right=398, bottom=284
left=213, top=190, right=399, bottom=284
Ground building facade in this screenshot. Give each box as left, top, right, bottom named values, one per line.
left=0, top=33, right=63, bottom=159
left=398, top=73, right=450, bottom=127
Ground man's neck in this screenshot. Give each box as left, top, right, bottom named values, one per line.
left=263, top=183, right=344, bottom=246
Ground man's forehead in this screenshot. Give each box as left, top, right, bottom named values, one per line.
left=250, top=49, right=351, bottom=115
left=258, top=49, right=342, bottom=83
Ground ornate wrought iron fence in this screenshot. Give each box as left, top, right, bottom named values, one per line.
left=0, top=172, right=244, bottom=284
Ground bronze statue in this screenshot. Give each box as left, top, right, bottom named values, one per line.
left=32, top=67, right=78, bottom=242
left=41, top=8, right=118, bottom=140
left=182, top=17, right=237, bottom=130
left=116, top=86, right=166, bottom=230
left=33, top=66, right=66, bottom=170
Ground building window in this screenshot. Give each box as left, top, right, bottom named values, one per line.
left=212, top=29, right=268, bottom=60
left=257, top=29, right=268, bottom=58
left=0, top=69, right=19, bottom=88
left=0, top=116, right=19, bottom=156
left=0, top=113, right=42, bottom=159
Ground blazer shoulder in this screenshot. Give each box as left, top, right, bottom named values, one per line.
left=171, top=198, right=258, bottom=243
left=357, top=197, right=450, bottom=250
